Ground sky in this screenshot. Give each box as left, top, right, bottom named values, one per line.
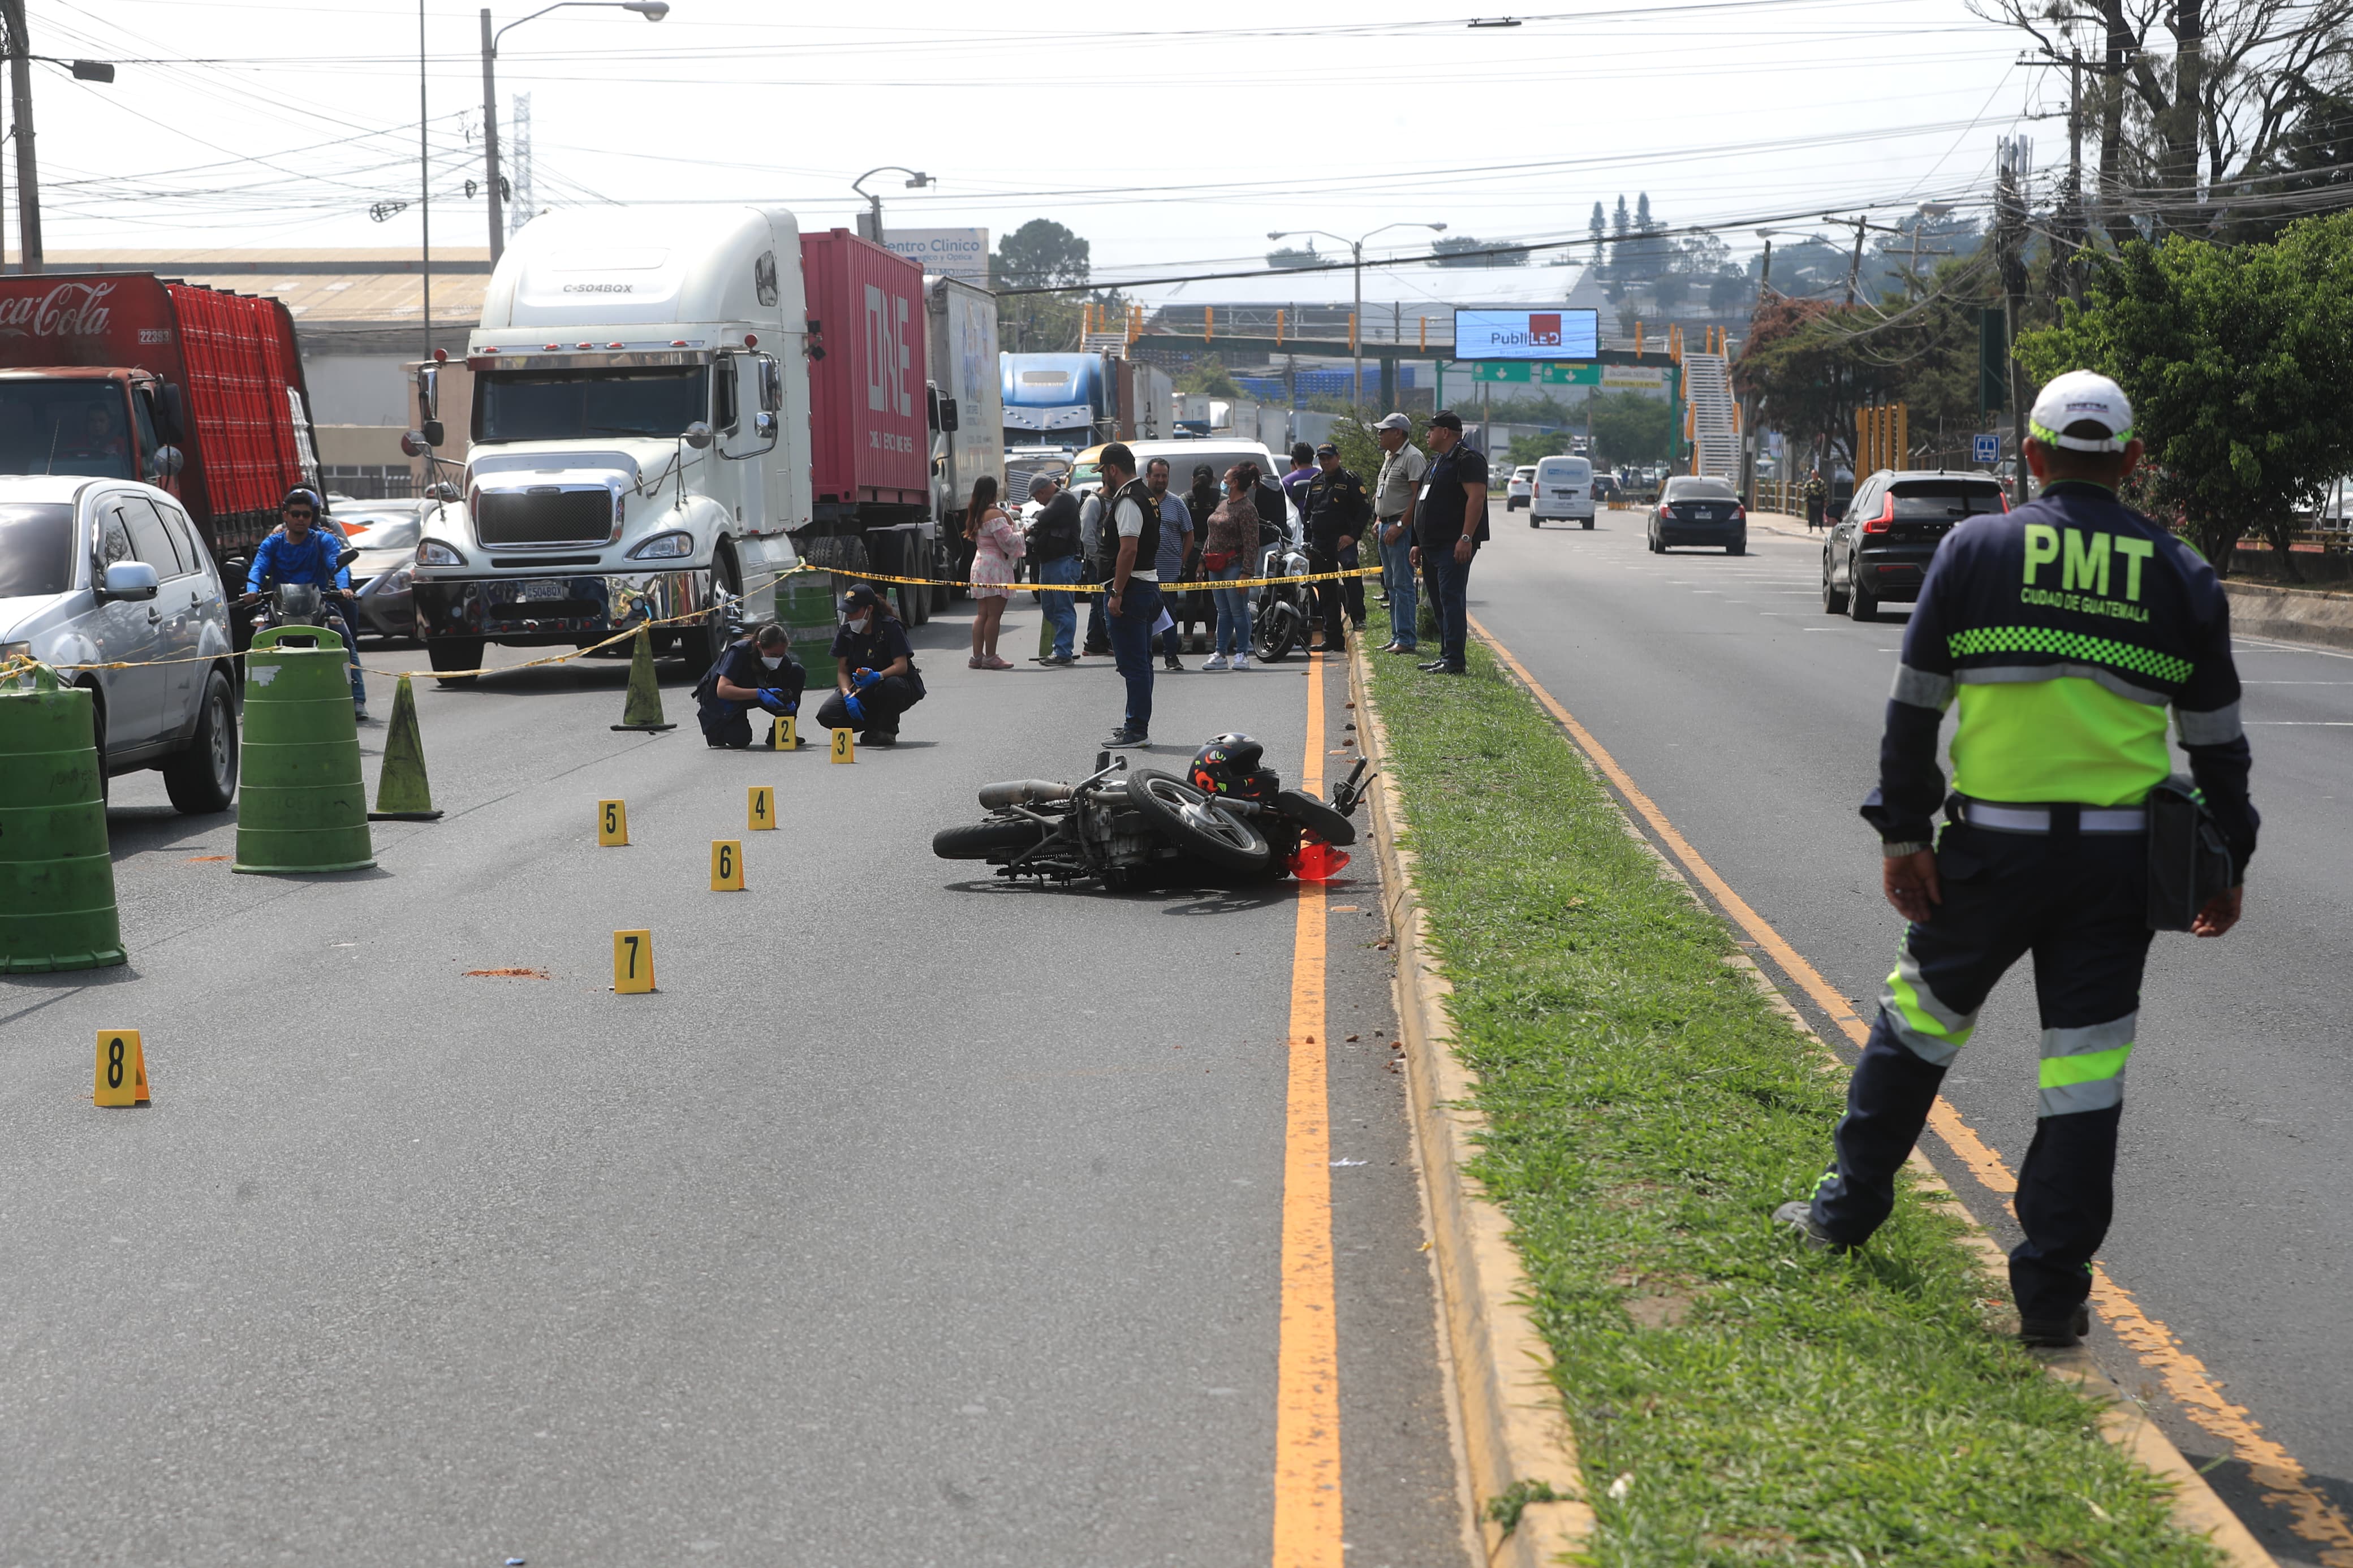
left=9, top=0, right=2065, bottom=304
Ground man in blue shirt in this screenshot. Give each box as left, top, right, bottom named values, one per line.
left=247, top=487, right=368, bottom=717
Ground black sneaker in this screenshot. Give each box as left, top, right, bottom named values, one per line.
left=1103, top=728, right=1148, bottom=748
left=2018, top=1304, right=2092, bottom=1347
left=1163, top=658, right=1184, bottom=672
left=861, top=729, right=899, bottom=748
left=1417, top=658, right=1450, bottom=672
left=1771, top=1200, right=1848, bottom=1253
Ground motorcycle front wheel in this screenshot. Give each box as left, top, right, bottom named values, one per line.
left=1127, top=770, right=1272, bottom=876
left=1255, top=602, right=1299, bottom=663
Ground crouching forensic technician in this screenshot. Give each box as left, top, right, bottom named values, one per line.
left=696, top=623, right=805, bottom=748
left=815, top=584, right=925, bottom=748
left=1776, top=370, right=2257, bottom=1349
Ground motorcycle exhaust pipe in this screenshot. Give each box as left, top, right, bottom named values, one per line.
left=979, top=779, right=1075, bottom=810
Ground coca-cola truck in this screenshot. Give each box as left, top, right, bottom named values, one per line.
left=407, top=208, right=952, bottom=680
left=0, top=272, right=321, bottom=574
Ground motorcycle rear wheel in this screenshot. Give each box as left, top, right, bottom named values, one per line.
left=933, top=818, right=1048, bottom=861
left=1128, top=769, right=1272, bottom=875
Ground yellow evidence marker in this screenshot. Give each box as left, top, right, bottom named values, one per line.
left=94, top=1030, right=149, bottom=1107
left=597, top=799, right=629, bottom=846
left=748, top=785, right=775, bottom=830
left=710, top=840, right=745, bottom=891
left=613, top=930, right=655, bottom=993
left=770, top=714, right=798, bottom=750
left=830, top=728, right=855, bottom=764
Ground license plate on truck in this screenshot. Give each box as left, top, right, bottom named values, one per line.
left=521, top=580, right=568, bottom=601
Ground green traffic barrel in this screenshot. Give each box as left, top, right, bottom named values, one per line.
left=233, top=625, right=376, bottom=875
left=0, top=663, right=124, bottom=971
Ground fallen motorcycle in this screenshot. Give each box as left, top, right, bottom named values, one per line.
left=933, top=735, right=1372, bottom=889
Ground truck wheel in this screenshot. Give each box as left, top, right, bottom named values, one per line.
left=429, top=637, right=485, bottom=685
left=162, top=666, right=239, bottom=814
left=895, top=578, right=925, bottom=628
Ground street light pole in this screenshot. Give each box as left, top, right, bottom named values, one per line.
left=481, top=2, right=669, bottom=265
left=850, top=165, right=934, bottom=248
left=1268, top=220, right=1445, bottom=410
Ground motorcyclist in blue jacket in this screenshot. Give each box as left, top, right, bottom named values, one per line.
left=246, top=487, right=368, bottom=718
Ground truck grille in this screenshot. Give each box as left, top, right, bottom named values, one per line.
left=476, top=487, right=612, bottom=546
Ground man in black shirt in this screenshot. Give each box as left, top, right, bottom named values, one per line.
left=1410, top=411, right=1489, bottom=673
left=814, top=584, right=925, bottom=746
left=696, top=623, right=806, bottom=748
left=1303, top=442, right=1371, bottom=654
left=1027, top=476, right=1085, bottom=665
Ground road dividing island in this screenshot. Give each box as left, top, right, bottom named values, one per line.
left=1348, top=606, right=2279, bottom=1567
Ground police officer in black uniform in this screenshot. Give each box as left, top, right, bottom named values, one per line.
left=1778, top=372, right=2258, bottom=1348
left=814, top=584, right=925, bottom=747
left=696, top=623, right=805, bottom=748
left=1302, top=442, right=1371, bottom=654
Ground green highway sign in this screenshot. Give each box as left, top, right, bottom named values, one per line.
left=1471, top=361, right=1601, bottom=386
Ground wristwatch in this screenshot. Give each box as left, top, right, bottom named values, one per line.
left=1881, top=840, right=1933, bottom=857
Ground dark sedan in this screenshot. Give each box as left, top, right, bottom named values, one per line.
left=1821, top=470, right=2008, bottom=621
left=1647, top=476, right=1747, bottom=555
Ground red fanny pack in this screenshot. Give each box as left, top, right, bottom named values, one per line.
left=1202, top=551, right=1235, bottom=573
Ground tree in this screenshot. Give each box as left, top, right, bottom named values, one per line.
left=2016, top=214, right=2353, bottom=576
left=1589, top=202, right=1606, bottom=246
left=1266, top=244, right=1322, bottom=270
left=1587, top=390, right=1676, bottom=466
left=1970, top=0, right=2353, bottom=238
left=1734, top=295, right=1900, bottom=472
left=1430, top=236, right=1529, bottom=267
left=989, top=219, right=1103, bottom=353
left=2217, top=89, right=2353, bottom=241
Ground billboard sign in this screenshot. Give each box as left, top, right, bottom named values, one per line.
left=880, top=227, right=990, bottom=282
left=1453, top=307, right=1599, bottom=361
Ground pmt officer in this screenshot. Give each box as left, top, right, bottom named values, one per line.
left=1778, top=372, right=2259, bottom=1348
left=814, top=584, right=925, bottom=748
left=1302, top=442, right=1370, bottom=655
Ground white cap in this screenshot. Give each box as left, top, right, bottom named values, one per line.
left=2029, top=370, right=2135, bottom=452
left=1373, top=412, right=1412, bottom=433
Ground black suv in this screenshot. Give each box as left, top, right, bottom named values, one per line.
left=1821, top=469, right=2007, bottom=621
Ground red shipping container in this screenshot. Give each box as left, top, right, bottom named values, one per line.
left=799, top=230, right=929, bottom=507
left=0, top=272, right=314, bottom=555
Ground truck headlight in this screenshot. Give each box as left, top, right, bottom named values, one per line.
left=417, top=539, right=466, bottom=567
left=627, top=530, right=695, bottom=561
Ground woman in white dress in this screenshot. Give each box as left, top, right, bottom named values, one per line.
left=966, top=476, right=1023, bottom=669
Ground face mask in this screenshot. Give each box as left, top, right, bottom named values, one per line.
left=760, top=654, right=784, bottom=670
left=847, top=614, right=870, bottom=633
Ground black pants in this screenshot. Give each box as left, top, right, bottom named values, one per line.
left=815, top=673, right=923, bottom=737
left=1082, top=563, right=1114, bottom=654
left=1811, top=818, right=2154, bottom=1323
left=698, top=663, right=807, bottom=749
left=1309, top=537, right=1351, bottom=647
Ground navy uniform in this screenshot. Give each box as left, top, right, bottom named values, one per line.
left=815, top=586, right=925, bottom=745
left=1302, top=451, right=1371, bottom=650
left=695, top=634, right=807, bottom=749
left=1789, top=372, right=2257, bottom=1344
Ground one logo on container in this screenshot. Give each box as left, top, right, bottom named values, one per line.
left=0, top=280, right=116, bottom=338
left=864, top=283, right=912, bottom=419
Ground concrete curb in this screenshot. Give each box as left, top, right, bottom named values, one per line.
left=1347, top=644, right=1594, bottom=1567
left=2222, top=578, right=2353, bottom=651
left=1354, top=625, right=2276, bottom=1568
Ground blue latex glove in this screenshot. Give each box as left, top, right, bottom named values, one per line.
left=757, top=688, right=796, bottom=715
left=851, top=667, right=883, bottom=690
left=842, top=693, right=865, bottom=723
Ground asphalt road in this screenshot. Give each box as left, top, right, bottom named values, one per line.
left=0, top=611, right=1469, bottom=1566
left=1464, top=502, right=2352, bottom=1565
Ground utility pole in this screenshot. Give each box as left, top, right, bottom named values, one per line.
left=1840, top=215, right=1867, bottom=306
left=1995, top=136, right=2034, bottom=506
left=2, top=0, right=42, bottom=274
left=420, top=0, right=431, bottom=365
left=480, top=9, right=504, bottom=262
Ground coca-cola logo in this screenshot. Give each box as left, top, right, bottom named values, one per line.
left=0, top=280, right=116, bottom=339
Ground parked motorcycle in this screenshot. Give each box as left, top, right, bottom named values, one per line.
left=934, top=743, right=1372, bottom=889
left=1251, top=517, right=1312, bottom=664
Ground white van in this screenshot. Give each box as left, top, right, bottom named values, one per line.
left=1531, top=455, right=1596, bottom=529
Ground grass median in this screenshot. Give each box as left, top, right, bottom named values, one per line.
left=1359, top=608, right=2217, bottom=1568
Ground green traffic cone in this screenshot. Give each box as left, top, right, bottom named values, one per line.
left=370, top=675, right=442, bottom=821
left=0, top=663, right=125, bottom=971
left=611, top=625, right=676, bottom=732
left=233, top=624, right=376, bottom=875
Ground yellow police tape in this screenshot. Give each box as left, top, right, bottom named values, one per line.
left=0, top=558, right=1387, bottom=684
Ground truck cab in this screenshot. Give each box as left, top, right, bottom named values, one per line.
left=409, top=205, right=822, bottom=680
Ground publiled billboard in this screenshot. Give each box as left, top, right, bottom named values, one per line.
left=1452, top=307, right=1600, bottom=361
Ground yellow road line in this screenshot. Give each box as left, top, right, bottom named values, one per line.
left=1273, top=652, right=1342, bottom=1568
left=1467, top=611, right=2353, bottom=1567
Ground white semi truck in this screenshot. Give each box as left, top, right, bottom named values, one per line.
left=407, top=204, right=939, bottom=680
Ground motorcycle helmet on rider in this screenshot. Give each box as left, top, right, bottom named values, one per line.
left=1190, top=732, right=1279, bottom=802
